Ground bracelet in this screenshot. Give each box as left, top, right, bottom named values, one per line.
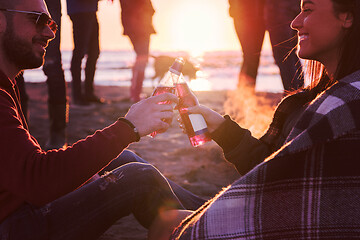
left=117, top=117, right=140, bottom=142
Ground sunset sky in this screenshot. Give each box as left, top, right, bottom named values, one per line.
left=59, top=0, right=270, bottom=54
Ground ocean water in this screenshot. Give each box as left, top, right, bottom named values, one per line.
left=23, top=50, right=284, bottom=93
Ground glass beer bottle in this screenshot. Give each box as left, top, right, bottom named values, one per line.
left=175, top=75, right=212, bottom=147
left=149, top=57, right=185, bottom=137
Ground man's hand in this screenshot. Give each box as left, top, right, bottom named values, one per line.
left=125, top=93, right=179, bottom=137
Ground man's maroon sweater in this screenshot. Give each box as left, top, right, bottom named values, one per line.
left=0, top=71, right=137, bottom=223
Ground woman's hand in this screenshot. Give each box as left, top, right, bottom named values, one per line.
left=125, top=93, right=179, bottom=137
left=178, top=104, right=225, bottom=133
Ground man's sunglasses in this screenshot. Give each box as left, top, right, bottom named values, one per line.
left=0, top=9, right=57, bottom=34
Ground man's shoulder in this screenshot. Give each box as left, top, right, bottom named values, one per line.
left=0, top=71, right=12, bottom=90
left=0, top=88, right=16, bottom=105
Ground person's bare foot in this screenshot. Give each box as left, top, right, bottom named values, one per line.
left=148, top=210, right=193, bottom=240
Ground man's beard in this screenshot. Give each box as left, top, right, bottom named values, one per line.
left=2, top=23, right=45, bottom=70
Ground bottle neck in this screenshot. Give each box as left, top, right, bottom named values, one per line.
left=176, top=81, right=198, bottom=107
left=170, top=59, right=184, bottom=74
left=169, top=67, right=181, bottom=76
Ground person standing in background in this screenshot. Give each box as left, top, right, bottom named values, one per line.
left=119, top=0, right=156, bottom=103
left=229, top=0, right=266, bottom=89
left=66, top=0, right=104, bottom=106
left=229, top=0, right=304, bottom=93
left=43, top=0, right=69, bottom=149
left=15, top=0, right=69, bottom=150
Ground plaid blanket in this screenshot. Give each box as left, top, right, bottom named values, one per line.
left=171, top=70, right=360, bottom=239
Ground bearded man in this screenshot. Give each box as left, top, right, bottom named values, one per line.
left=0, top=0, right=197, bottom=238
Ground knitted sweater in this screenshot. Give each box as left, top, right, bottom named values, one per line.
left=0, top=71, right=137, bottom=223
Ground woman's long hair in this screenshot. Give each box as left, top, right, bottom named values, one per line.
left=305, top=0, right=360, bottom=95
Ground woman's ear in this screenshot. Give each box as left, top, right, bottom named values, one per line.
left=340, top=12, right=353, bottom=29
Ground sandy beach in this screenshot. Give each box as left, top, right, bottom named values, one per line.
left=26, top=82, right=282, bottom=239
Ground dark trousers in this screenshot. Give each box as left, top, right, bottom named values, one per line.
left=0, top=150, right=204, bottom=240
left=43, top=0, right=68, bottom=142
left=44, top=0, right=67, bottom=106
left=232, top=0, right=266, bottom=87
left=69, top=12, right=100, bottom=101
left=232, top=0, right=304, bottom=91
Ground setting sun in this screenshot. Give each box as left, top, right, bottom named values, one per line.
left=159, top=0, right=236, bottom=56
left=59, top=0, right=240, bottom=54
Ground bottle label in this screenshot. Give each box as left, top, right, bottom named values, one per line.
left=188, top=114, right=208, bottom=134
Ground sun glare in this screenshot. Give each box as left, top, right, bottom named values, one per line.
left=166, top=0, right=232, bottom=57
left=60, top=0, right=238, bottom=53
left=189, top=71, right=212, bottom=91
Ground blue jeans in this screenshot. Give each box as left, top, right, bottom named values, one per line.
left=0, top=151, right=205, bottom=240
left=105, top=150, right=206, bottom=210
